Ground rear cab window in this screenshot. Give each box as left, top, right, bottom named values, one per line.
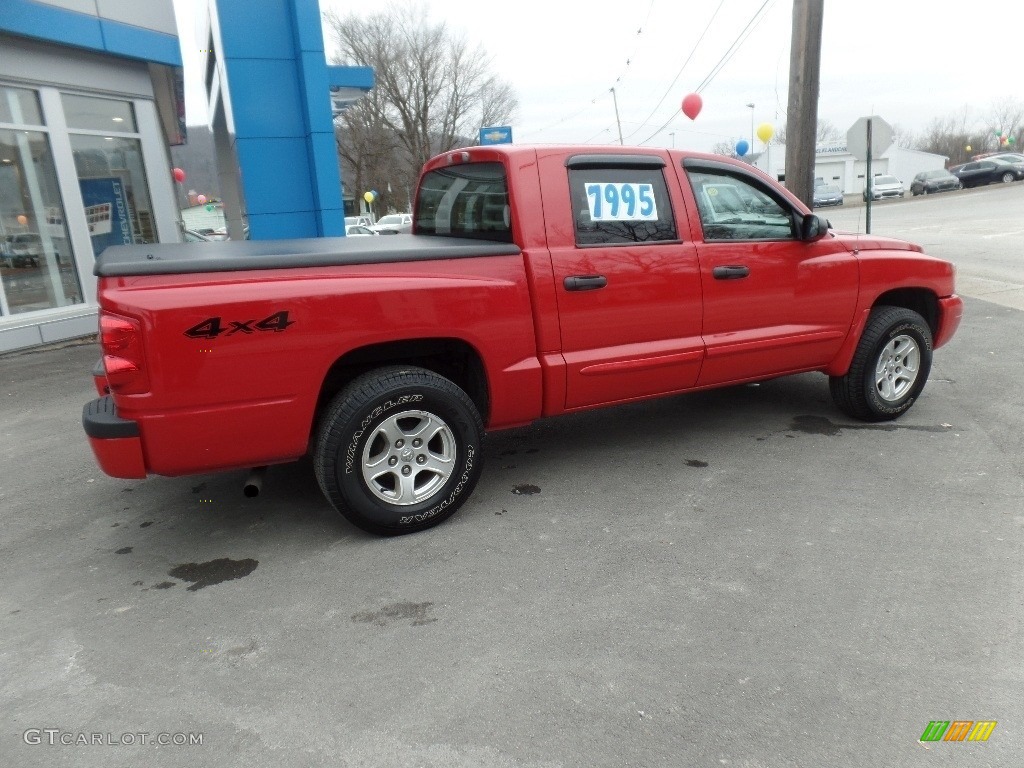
left=565, top=155, right=678, bottom=246
left=415, top=162, right=512, bottom=243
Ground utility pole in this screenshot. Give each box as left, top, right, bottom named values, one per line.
left=610, top=87, right=624, bottom=146
left=783, top=0, right=824, bottom=208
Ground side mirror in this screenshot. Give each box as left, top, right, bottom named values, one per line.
left=800, top=213, right=828, bottom=242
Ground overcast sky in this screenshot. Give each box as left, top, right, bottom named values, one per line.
left=174, top=0, right=1020, bottom=153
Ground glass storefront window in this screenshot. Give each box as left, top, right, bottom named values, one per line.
left=0, top=127, right=82, bottom=314
left=61, top=93, right=137, bottom=133
left=70, top=134, right=156, bottom=251
left=0, top=86, right=43, bottom=126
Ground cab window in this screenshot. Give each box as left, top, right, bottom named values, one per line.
left=568, top=166, right=677, bottom=246
left=686, top=168, right=795, bottom=241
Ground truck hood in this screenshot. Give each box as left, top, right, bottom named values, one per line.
left=830, top=231, right=924, bottom=253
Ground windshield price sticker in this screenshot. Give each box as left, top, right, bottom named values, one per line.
left=585, top=182, right=657, bottom=221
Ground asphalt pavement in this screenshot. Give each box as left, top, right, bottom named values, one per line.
left=1, top=297, right=1022, bottom=767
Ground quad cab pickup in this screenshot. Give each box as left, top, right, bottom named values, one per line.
left=83, top=145, right=962, bottom=535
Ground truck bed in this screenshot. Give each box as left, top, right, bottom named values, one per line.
left=95, top=235, right=522, bottom=276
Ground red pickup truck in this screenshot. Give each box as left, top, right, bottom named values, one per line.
left=83, top=145, right=962, bottom=535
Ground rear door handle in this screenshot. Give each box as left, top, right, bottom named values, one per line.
left=564, top=275, right=608, bottom=291
left=712, top=265, right=750, bottom=280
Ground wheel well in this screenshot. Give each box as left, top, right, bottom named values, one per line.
left=873, top=289, right=938, bottom=337
left=314, top=338, right=489, bottom=426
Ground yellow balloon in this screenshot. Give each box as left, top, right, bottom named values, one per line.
left=756, top=122, right=774, bottom=144
left=363, top=191, right=374, bottom=203
left=965, top=145, right=972, bottom=151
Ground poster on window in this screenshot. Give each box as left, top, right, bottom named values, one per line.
left=78, top=176, right=134, bottom=255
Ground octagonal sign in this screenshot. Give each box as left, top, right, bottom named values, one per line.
left=847, top=116, right=894, bottom=161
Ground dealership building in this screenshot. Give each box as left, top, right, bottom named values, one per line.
left=0, top=1, right=185, bottom=352
left=753, top=138, right=948, bottom=195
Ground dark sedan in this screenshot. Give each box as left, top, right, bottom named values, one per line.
left=952, top=159, right=1024, bottom=188
left=910, top=169, right=961, bottom=196
left=812, top=184, right=844, bottom=208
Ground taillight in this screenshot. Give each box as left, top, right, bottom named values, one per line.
left=99, top=311, right=150, bottom=394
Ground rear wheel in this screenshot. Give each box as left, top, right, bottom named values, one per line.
left=314, top=366, right=484, bottom=535
left=829, top=306, right=933, bottom=422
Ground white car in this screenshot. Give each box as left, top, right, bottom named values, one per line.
left=345, top=224, right=376, bottom=236
left=369, top=213, right=413, bottom=234
left=863, top=175, right=904, bottom=201
left=345, top=215, right=372, bottom=227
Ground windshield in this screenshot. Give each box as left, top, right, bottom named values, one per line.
left=377, top=215, right=403, bottom=225
left=415, top=161, right=512, bottom=243
left=875, top=175, right=899, bottom=184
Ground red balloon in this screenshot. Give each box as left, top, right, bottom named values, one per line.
left=681, top=93, right=703, bottom=121
left=172, top=167, right=186, bottom=183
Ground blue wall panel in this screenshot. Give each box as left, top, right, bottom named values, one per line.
left=235, top=138, right=315, bottom=216
left=246, top=211, right=322, bottom=240
left=225, top=59, right=307, bottom=138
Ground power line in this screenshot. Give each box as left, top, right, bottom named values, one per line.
left=692, top=0, right=774, bottom=93
left=518, top=0, right=657, bottom=139
left=621, top=0, right=726, bottom=142
left=637, top=0, right=775, bottom=146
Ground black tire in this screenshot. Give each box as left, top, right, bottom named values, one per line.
left=314, top=366, right=484, bottom=535
left=829, top=306, right=933, bottom=422
left=1001, top=172, right=1015, bottom=183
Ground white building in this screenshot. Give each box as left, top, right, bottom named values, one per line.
left=754, top=142, right=948, bottom=196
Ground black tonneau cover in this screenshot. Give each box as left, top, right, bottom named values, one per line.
left=94, top=235, right=522, bottom=277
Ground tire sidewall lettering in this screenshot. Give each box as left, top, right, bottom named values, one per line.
left=398, top=444, right=475, bottom=526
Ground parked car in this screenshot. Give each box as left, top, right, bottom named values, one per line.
left=345, top=224, right=376, bottom=236
left=812, top=184, right=844, bottom=208
left=972, top=152, right=1024, bottom=164
left=369, top=213, right=413, bottom=234
left=183, top=229, right=213, bottom=242
left=863, top=175, right=904, bottom=201
left=345, top=215, right=372, bottom=227
left=2, top=233, right=44, bottom=267
left=910, top=169, right=961, bottom=196
left=952, top=158, right=1024, bottom=188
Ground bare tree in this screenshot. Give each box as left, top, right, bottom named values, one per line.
left=775, top=118, right=842, bottom=146
left=325, top=2, right=517, bottom=210
left=711, top=140, right=737, bottom=156
left=890, top=122, right=917, bottom=150
left=986, top=97, right=1024, bottom=152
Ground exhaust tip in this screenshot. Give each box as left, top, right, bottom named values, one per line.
left=243, top=466, right=267, bottom=498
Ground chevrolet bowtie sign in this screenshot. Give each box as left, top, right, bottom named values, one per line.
left=479, top=126, right=513, bottom=145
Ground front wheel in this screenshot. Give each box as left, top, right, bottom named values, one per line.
left=829, top=306, right=933, bottom=422
left=1001, top=172, right=1015, bottom=183
left=314, top=366, right=484, bottom=535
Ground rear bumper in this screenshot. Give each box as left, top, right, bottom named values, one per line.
left=934, top=295, right=963, bottom=350
left=82, top=396, right=146, bottom=479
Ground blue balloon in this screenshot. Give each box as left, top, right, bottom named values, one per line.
left=735, top=139, right=749, bottom=157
